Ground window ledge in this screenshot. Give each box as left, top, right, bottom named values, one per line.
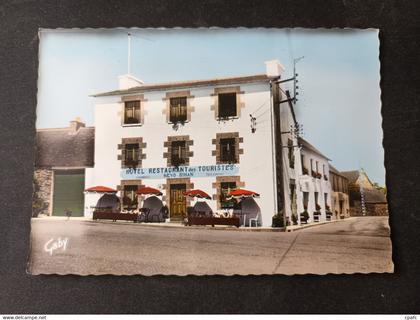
left=216, top=116, right=239, bottom=121
left=168, top=120, right=190, bottom=125
left=122, top=123, right=142, bottom=127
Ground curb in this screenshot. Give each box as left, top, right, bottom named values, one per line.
left=285, top=217, right=356, bottom=232
left=85, top=219, right=286, bottom=232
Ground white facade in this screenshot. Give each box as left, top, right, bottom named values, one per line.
left=296, top=141, right=332, bottom=223
left=85, top=63, right=288, bottom=226
left=85, top=60, right=332, bottom=227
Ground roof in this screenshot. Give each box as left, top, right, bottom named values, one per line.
left=35, top=126, right=94, bottom=168
left=329, top=164, right=349, bottom=179
left=341, top=170, right=361, bottom=184
left=363, top=188, right=387, bottom=203
left=298, top=137, right=331, bottom=161
left=329, top=164, right=340, bottom=174
left=93, top=74, right=275, bottom=97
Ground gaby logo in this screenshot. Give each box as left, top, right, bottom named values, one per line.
left=44, top=237, right=69, bottom=256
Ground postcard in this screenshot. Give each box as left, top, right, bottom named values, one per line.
left=29, top=28, right=392, bottom=275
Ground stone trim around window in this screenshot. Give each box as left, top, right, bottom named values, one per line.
left=120, top=94, right=148, bottom=126
left=117, top=179, right=144, bottom=191
left=161, top=178, right=194, bottom=205
left=117, top=180, right=145, bottom=207
left=212, top=176, right=245, bottom=210
left=162, top=90, right=195, bottom=124
left=210, top=86, right=245, bottom=120
left=211, top=132, right=244, bottom=164
left=163, top=135, right=194, bottom=166
left=117, top=137, right=147, bottom=168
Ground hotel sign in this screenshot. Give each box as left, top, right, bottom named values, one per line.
left=121, top=164, right=239, bottom=180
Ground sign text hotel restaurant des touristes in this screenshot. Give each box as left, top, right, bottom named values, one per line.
left=121, top=164, right=239, bottom=180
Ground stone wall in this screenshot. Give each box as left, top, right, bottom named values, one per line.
left=366, top=203, right=389, bottom=216
left=350, top=201, right=389, bottom=216
left=33, top=169, right=53, bottom=217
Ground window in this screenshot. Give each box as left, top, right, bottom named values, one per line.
left=124, top=143, right=140, bottom=167
left=171, top=141, right=187, bottom=166
left=303, top=192, right=309, bottom=210
left=124, top=100, right=141, bottom=124
left=220, top=182, right=237, bottom=209
left=122, top=185, right=138, bottom=210
left=301, top=155, right=308, bottom=174
left=169, top=97, right=187, bottom=123
left=220, top=138, right=236, bottom=163
left=314, top=192, right=320, bottom=210
left=288, top=139, right=295, bottom=168
left=218, top=93, right=237, bottom=118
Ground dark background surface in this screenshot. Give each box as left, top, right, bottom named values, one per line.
left=0, top=0, right=419, bottom=314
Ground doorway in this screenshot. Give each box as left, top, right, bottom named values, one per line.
left=169, top=184, right=187, bottom=220
left=52, top=170, right=84, bottom=217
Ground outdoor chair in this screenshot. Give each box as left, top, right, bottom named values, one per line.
left=137, top=208, right=150, bottom=222
left=148, top=210, right=162, bottom=222
left=187, top=206, right=196, bottom=218
left=160, top=206, right=169, bottom=220
left=248, top=214, right=259, bottom=227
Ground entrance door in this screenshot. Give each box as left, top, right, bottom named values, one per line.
left=170, top=184, right=186, bottom=220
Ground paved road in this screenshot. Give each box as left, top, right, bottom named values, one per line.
left=28, top=216, right=393, bottom=275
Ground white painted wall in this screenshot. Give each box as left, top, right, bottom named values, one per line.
left=85, top=81, right=280, bottom=226
left=298, top=147, right=332, bottom=223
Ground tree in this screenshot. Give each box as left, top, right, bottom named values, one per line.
left=372, top=182, right=387, bottom=195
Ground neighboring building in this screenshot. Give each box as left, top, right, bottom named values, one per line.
left=293, top=137, right=332, bottom=224
left=33, top=119, right=94, bottom=217
left=329, top=164, right=350, bottom=219
left=341, top=169, right=388, bottom=216
left=83, top=60, right=333, bottom=226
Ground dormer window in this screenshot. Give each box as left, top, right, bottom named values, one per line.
left=169, top=97, right=187, bottom=123
left=218, top=93, right=237, bottom=119
left=124, top=100, right=141, bottom=125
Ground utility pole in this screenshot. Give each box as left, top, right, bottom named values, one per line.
left=271, top=80, right=287, bottom=226
left=293, top=56, right=304, bottom=104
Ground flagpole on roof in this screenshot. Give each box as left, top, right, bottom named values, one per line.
left=127, top=32, right=131, bottom=75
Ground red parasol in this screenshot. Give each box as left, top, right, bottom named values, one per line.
left=227, top=188, right=260, bottom=198
left=184, top=189, right=211, bottom=200
left=85, top=186, right=117, bottom=193
left=137, top=186, right=163, bottom=196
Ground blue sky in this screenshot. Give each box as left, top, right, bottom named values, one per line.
left=37, top=28, right=385, bottom=185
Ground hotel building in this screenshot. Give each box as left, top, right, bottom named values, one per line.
left=83, top=60, right=332, bottom=227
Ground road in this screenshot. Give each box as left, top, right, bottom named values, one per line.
left=28, top=216, right=393, bottom=275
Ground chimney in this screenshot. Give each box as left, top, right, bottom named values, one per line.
left=118, top=74, right=144, bottom=90
left=69, top=117, right=85, bottom=134
left=264, top=59, right=285, bottom=78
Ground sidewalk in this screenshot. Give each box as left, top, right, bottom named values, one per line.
left=32, top=215, right=355, bottom=232
left=285, top=217, right=357, bottom=232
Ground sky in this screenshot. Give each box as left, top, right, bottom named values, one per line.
left=37, top=28, right=385, bottom=185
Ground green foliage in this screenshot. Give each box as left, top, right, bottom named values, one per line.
left=272, top=212, right=285, bottom=228
left=300, top=210, right=309, bottom=222
left=291, top=213, right=298, bottom=225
